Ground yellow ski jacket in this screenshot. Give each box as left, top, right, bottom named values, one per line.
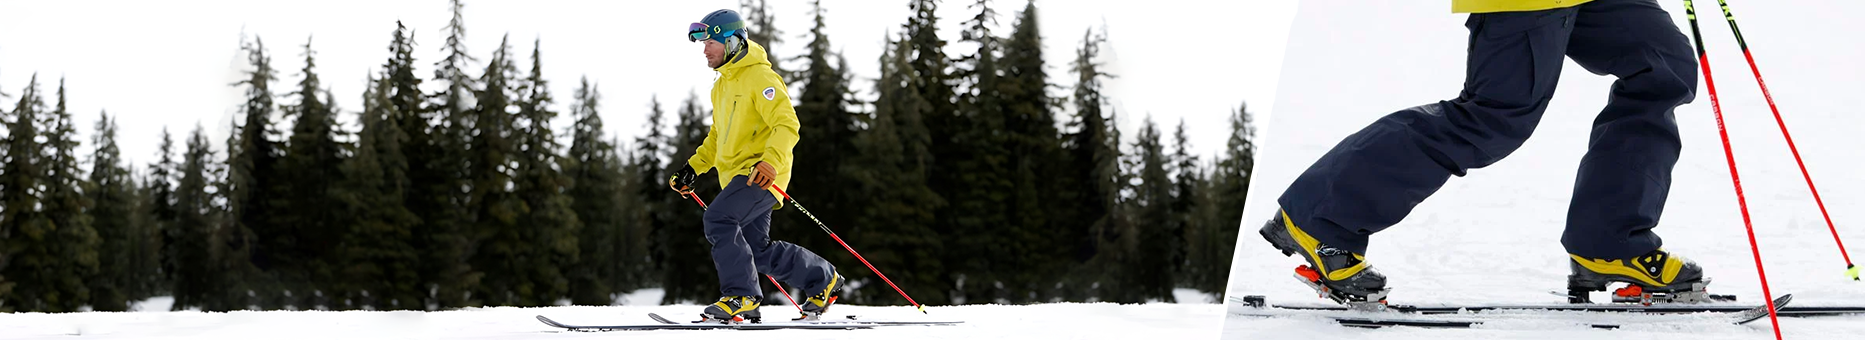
left=686, top=39, right=799, bottom=208
left=1453, top=0, right=1593, bottom=13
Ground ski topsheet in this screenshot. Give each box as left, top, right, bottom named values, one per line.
left=645, top=312, right=965, bottom=326
left=1230, top=294, right=1795, bottom=329
left=536, top=312, right=964, bottom=332
left=535, top=315, right=875, bottom=331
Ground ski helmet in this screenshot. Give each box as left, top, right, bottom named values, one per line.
left=687, top=9, right=746, bottom=44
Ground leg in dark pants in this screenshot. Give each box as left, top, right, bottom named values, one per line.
left=705, top=175, right=837, bottom=297
left=1277, top=7, right=1579, bottom=254
left=1277, top=0, right=1695, bottom=260
left=1561, top=0, right=1697, bottom=260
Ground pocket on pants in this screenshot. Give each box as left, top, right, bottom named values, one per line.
left=1463, top=7, right=1577, bottom=106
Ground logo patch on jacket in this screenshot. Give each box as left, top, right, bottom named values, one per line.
left=762, top=87, right=776, bottom=101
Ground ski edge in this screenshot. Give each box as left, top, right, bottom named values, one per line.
left=1232, top=292, right=1858, bottom=317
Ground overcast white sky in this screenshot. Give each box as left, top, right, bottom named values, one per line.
left=0, top=0, right=1293, bottom=171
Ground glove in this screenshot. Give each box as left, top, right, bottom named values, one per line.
left=748, top=161, right=776, bottom=189
left=668, top=163, right=699, bottom=195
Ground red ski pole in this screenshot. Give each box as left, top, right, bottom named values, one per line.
left=683, top=192, right=804, bottom=312
left=1684, top=0, right=1780, bottom=338
left=770, top=185, right=928, bottom=314
left=1713, top=0, right=1856, bottom=281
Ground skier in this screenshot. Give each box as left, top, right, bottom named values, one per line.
left=1258, top=0, right=1711, bottom=306
left=669, top=9, right=844, bottom=323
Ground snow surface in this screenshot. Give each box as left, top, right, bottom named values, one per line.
left=1224, top=1, right=1865, bottom=339
left=0, top=290, right=1224, bottom=339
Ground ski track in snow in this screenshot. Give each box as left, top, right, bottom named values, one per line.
left=1225, top=1, right=1865, bottom=339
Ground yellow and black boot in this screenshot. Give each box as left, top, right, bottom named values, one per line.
left=1258, top=209, right=1389, bottom=306
left=1567, top=248, right=1725, bottom=304
left=794, top=272, right=844, bottom=321
left=700, top=295, right=763, bottom=324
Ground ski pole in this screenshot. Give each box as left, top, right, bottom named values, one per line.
left=1712, top=0, right=1856, bottom=281
left=770, top=185, right=928, bottom=314
left=683, top=192, right=805, bottom=312
left=1684, top=1, right=1781, bottom=337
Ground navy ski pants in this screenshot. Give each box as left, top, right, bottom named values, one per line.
left=706, top=175, right=837, bottom=298
left=1277, top=0, right=1698, bottom=260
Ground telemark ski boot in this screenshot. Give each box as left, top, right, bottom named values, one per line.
left=793, top=272, right=844, bottom=321
left=1566, top=248, right=1733, bottom=305
left=699, top=296, right=763, bottom=324
left=1259, top=209, right=1390, bottom=310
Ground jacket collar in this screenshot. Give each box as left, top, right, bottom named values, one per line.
left=713, top=39, right=770, bottom=79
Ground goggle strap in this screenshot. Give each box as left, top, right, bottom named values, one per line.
left=688, top=20, right=745, bottom=42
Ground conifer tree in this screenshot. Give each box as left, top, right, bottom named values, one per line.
left=169, top=125, right=218, bottom=310
left=127, top=165, right=163, bottom=301
left=329, top=75, right=423, bottom=310
left=506, top=39, right=580, bottom=306
left=778, top=0, right=862, bottom=287
left=625, top=95, right=672, bottom=302
left=227, top=36, right=285, bottom=309
left=88, top=111, right=136, bottom=311
left=210, top=123, right=262, bottom=312
left=1061, top=28, right=1124, bottom=301
left=1000, top=1, right=1071, bottom=302
left=1122, top=116, right=1177, bottom=303
left=0, top=77, right=48, bottom=312
left=1196, top=103, right=1254, bottom=296
left=47, top=79, right=101, bottom=311
left=148, top=129, right=187, bottom=309
left=427, top=0, right=484, bottom=308
left=943, top=0, right=1019, bottom=303
left=655, top=93, right=719, bottom=304
left=624, top=95, right=671, bottom=300
left=465, top=35, right=527, bottom=307
left=844, top=36, right=947, bottom=305
left=566, top=77, right=628, bottom=305
left=0, top=77, right=102, bottom=312
left=277, top=37, right=348, bottom=309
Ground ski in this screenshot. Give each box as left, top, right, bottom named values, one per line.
left=1231, top=294, right=1794, bottom=329
left=646, top=312, right=964, bottom=326
left=1233, top=293, right=1865, bottom=317
left=535, top=312, right=964, bottom=332
left=535, top=315, right=875, bottom=331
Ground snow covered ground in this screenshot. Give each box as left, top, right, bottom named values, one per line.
left=0, top=289, right=1225, bottom=339
left=1224, top=1, right=1865, bottom=339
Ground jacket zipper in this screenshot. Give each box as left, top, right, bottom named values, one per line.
left=722, top=101, right=738, bottom=160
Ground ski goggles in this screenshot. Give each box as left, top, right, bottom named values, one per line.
left=687, top=21, right=744, bottom=42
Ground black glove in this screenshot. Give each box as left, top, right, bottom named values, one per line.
left=668, top=163, right=699, bottom=194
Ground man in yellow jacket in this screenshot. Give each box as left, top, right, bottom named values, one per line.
left=670, top=9, right=842, bottom=324
left=1260, top=0, right=1713, bottom=306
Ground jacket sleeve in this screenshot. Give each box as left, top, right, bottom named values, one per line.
left=687, top=109, right=721, bottom=173
left=757, top=80, right=801, bottom=173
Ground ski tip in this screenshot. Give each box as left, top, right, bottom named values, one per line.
left=646, top=312, right=680, bottom=325
left=535, top=315, right=566, bottom=328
